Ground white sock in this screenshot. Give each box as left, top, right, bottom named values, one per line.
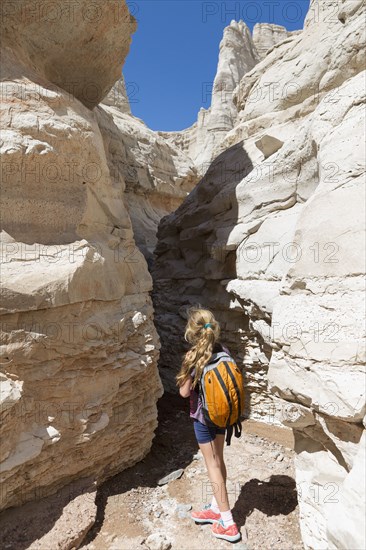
left=210, top=495, right=220, bottom=513
left=220, top=509, right=235, bottom=528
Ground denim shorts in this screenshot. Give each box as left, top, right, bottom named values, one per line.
left=193, top=419, right=226, bottom=444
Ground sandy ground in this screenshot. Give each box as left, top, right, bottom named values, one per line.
left=79, top=393, right=304, bottom=550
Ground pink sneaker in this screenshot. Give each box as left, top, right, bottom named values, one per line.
left=191, top=503, right=221, bottom=524
left=212, top=518, right=241, bottom=542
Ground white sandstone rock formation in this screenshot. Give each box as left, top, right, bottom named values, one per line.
left=159, top=19, right=290, bottom=175
left=98, top=82, right=198, bottom=262
left=191, top=19, right=259, bottom=172
left=153, top=1, right=365, bottom=548
left=267, top=67, right=366, bottom=550
left=0, top=0, right=164, bottom=513
left=252, top=22, right=295, bottom=59
left=102, top=75, right=132, bottom=114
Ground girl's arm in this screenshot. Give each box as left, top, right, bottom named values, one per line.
left=179, top=375, right=192, bottom=398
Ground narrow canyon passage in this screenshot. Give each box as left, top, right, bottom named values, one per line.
left=0, top=1, right=365, bottom=550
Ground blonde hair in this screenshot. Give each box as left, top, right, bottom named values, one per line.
left=176, top=306, right=220, bottom=390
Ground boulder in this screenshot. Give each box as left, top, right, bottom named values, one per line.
left=1, top=0, right=137, bottom=109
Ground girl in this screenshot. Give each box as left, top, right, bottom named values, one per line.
left=176, top=306, right=241, bottom=543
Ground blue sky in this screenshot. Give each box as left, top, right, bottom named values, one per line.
left=123, top=0, right=310, bottom=131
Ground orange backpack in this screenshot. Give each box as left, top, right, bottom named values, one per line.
left=199, top=350, right=244, bottom=446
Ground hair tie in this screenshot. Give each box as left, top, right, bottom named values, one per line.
left=204, top=323, right=213, bottom=329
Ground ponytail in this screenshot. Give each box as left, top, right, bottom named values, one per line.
left=176, top=306, right=220, bottom=389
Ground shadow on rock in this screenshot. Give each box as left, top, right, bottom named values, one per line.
left=0, top=477, right=96, bottom=550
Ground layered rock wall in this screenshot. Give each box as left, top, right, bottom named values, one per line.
left=153, top=1, right=365, bottom=548
left=0, top=1, right=164, bottom=512
left=252, top=22, right=294, bottom=59
left=98, top=82, right=198, bottom=262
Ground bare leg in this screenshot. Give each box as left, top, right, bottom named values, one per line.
left=213, top=434, right=226, bottom=487
left=199, top=434, right=230, bottom=512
